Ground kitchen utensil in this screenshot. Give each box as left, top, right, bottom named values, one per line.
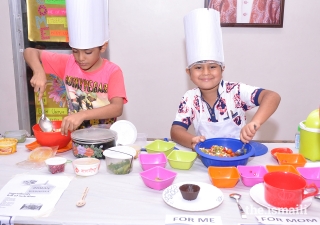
left=139, top=152, right=167, bottom=171
left=235, top=143, right=246, bottom=156
left=167, top=150, right=197, bottom=170
left=229, top=193, right=247, bottom=219
left=194, top=138, right=254, bottom=167
left=38, top=97, right=53, bottom=132
left=276, top=153, right=307, bottom=168
left=208, top=166, right=240, bottom=188
left=264, top=171, right=318, bottom=208
left=296, top=167, right=320, bottom=188
left=270, top=147, right=293, bottom=160
left=72, top=158, right=100, bottom=176
left=162, top=181, right=224, bottom=211
left=139, top=166, right=177, bottom=190
left=33, top=121, right=71, bottom=149
left=164, top=138, right=179, bottom=150
left=76, top=187, right=89, bottom=207
left=179, top=184, right=200, bottom=201
left=145, top=140, right=176, bottom=156
left=315, top=195, right=320, bottom=200
left=237, top=165, right=267, bottom=187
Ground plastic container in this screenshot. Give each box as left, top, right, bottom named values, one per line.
left=237, top=165, right=267, bottom=187
left=208, top=166, right=240, bottom=188
left=139, top=166, right=177, bottom=190
left=295, top=125, right=300, bottom=149
left=167, top=150, right=197, bottom=170
left=139, top=152, right=167, bottom=171
left=0, top=138, right=18, bottom=155
left=299, top=109, right=320, bottom=161
left=45, top=157, right=67, bottom=174
left=4, top=130, right=28, bottom=143
left=194, top=138, right=255, bottom=167
left=145, top=140, right=176, bottom=156
left=72, top=158, right=101, bottom=176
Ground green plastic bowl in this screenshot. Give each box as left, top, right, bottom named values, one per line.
left=167, top=150, right=197, bottom=170
left=145, top=140, right=176, bottom=156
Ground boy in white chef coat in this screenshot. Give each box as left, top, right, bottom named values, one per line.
left=170, top=8, right=281, bottom=150
left=24, top=0, right=127, bottom=135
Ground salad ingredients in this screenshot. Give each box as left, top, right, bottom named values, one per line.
left=200, top=145, right=236, bottom=157
left=107, top=159, right=132, bottom=175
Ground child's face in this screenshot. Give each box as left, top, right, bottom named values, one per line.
left=186, top=62, right=223, bottom=91
left=72, top=46, right=104, bottom=72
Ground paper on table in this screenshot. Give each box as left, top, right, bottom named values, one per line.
left=165, top=215, right=222, bottom=225
left=0, top=174, right=72, bottom=217
left=256, top=215, right=320, bottom=225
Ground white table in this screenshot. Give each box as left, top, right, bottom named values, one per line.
left=0, top=139, right=319, bottom=225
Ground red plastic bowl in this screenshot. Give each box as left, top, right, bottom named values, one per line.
left=32, top=121, right=71, bottom=149
left=270, top=148, right=293, bottom=160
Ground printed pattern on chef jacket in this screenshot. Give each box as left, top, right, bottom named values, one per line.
left=40, top=51, right=127, bottom=128
left=172, top=80, right=263, bottom=130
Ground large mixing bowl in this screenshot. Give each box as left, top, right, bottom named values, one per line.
left=194, top=138, right=255, bottom=167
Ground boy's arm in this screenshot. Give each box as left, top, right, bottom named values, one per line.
left=60, top=97, right=124, bottom=135
left=23, top=48, right=46, bottom=100
left=241, top=89, right=281, bottom=142
left=171, top=125, right=205, bottom=151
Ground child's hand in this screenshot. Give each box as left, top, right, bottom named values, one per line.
left=191, top=136, right=206, bottom=150
left=60, top=113, right=86, bottom=135
left=240, top=123, right=258, bottom=143
left=30, top=71, right=47, bottom=100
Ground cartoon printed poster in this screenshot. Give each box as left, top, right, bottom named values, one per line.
left=26, top=0, right=68, bottom=42
left=35, top=74, right=68, bottom=122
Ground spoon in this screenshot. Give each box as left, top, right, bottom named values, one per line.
left=315, top=194, right=320, bottom=200
left=235, top=125, right=257, bottom=156
left=230, top=193, right=247, bottom=219
left=38, top=97, right=53, bottom=132
left=76, top=187, right=89, bottom=207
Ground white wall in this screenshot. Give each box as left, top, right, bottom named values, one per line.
left=0, top=0, right=19, bottom=135
left=109, top=0, right=320, bottom=140
left=1, top=0, right=320, bottom=140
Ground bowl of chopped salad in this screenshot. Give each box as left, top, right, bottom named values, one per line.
left=194, top=138, right=255, bottom=167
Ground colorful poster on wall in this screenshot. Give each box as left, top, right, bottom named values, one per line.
left=27, top=0, right=68, bottom=42
left=35, top=74, right=68, bottom=122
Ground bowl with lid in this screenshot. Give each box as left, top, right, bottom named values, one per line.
left=71, top=128, right=117, bottom=159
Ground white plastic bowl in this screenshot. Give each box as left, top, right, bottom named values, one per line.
left=72, top=158, right=101, bottom=176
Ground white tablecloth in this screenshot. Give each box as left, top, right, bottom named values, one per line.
left=0, top=139, right=319, bottom=225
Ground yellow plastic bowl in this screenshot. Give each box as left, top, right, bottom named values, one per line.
left=167, top=150, right=197, bottom=170
left=145, top=140, right=176, bottom=156
left=0, top=138, right=18, bottom=155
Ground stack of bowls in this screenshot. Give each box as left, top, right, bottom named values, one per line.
left=71, top=128, right=117, bottom=159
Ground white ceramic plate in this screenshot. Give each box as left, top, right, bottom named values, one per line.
left=249, top=183, right=313, bottom=211
left=162, top=181, right=224, bottom=211
left=110, top=120, right=137, bottom=145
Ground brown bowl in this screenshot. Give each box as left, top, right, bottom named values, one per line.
left=179, top=184, right=200, bottom=201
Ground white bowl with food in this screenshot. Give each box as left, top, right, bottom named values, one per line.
left=72, top=158, right=101, bottom=176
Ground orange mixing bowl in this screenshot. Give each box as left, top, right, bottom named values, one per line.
left=32, top=121, right=71, bottom=149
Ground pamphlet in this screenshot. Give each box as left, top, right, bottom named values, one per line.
left=0, top=174, right=72, bottom=217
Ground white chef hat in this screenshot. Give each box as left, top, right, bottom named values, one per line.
left=66, top=0, right=109, bottom=49
left=184, top=8, right=224, bottom=68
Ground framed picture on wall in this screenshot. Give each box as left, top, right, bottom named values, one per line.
left=204, top=0, right=285, bottom=28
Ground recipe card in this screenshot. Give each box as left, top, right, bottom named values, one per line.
left=165, top=215, right=223, bottom=225
left=0, top=174, right=72, bottom=217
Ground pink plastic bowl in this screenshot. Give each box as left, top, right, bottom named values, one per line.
left=296, top=167, right=320, bottom=188
left=237, top=165, right=267, bottom=187
left=139, top=166, right=177, bottom=190
left=139, top=152, right=167, bottom=171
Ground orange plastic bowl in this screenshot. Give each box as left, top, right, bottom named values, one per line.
left=270, top=148, right=293, bottom=160
left=265, top=165, right=300, bottom=176
left=208, top=166, right=240, bottom=188
left=276, top=153, right=307, bottom=168
left=32, top=121, right=71, bottom=149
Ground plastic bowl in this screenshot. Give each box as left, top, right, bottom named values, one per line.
left=270, top=148, right=293, bottom=160
left=32, top=121, right=71, bottom=149
left=237, top=165, right=267, bottom=187
left=45, top=157, right=67, bottom=174
left=167, top=150, right=197, bottom=170
left=145, top=140, right=176, bottom=156
left=139, top=152, right=167, bottom=171
left=0, top=138, right=18, bottom=155
left=276, top=153, right=307, bottom=168
left=208, top=166, right=240, bottom=188
left=266, top=165, right=300, bottom=175
left=4, top=130, right=28, bottom=143
left=194, top=138, right=255, bottom=167
left=103, top=146, right=136, bottom=175
left=72, top=158, right=101, bottom=176
left=139, top=166, right=177, bottom=190
left=296, top=167, right=320, bottom=187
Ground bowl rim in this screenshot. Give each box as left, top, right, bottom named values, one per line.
left=145, top=139, right=176, bottom=151
left=194, top=138, right=255, bottom=161
left=72, top=157, right=100, bottom=166
left=167, top=150, right=197, bottom=163
left=139, top=152, right=167, bottom=164
left=139, top=166, right=177, bottom=181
